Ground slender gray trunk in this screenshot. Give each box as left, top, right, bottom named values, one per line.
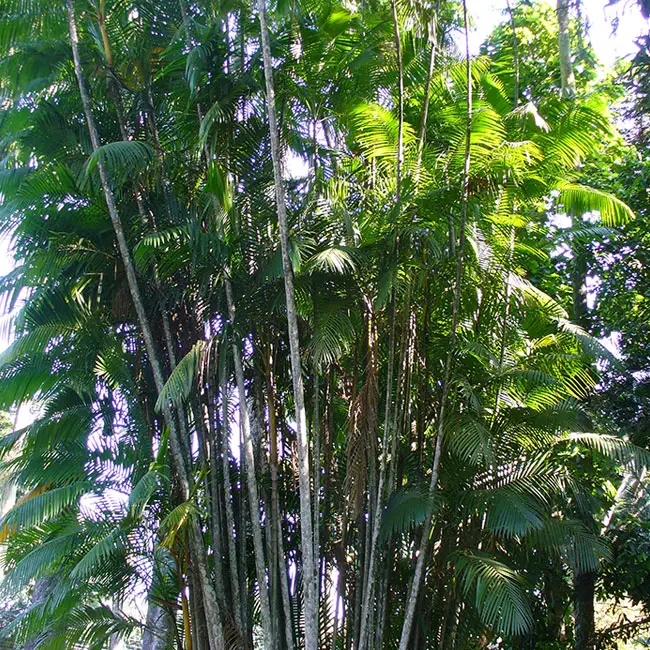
left=219, top=366, right=245, bottom=638
left=415, top=1, right=440, bottom=182
left=267, top=352, right=296, bottom=650
left=24, top=577, right=55, bottom=650
left=555, top=4, right=595, bottom=641
left=256, top=3, right=318, bottom=649
left=67, top=0, right=192, bottom=500
left=493, top=225, right=516, bottom=421
left=391, top=0, right=404, bottom=200
left=277, top=503, right=295, bottom=650
left=312, top=364, right=321, bottom=594
left=142, top=599, right=176, bottom=650
left=66, top=6, right=223, bottom=649
left=505, top=0, right=520, bottom=108
left=188, top=518, right=225, bottom=650
left=357, top=2, right=403, bottom=645
left=224, top=280, right=275, bottom=650
left=357, top=306, right=396, bottom=650
left=397, top=2, right=473, bottom=648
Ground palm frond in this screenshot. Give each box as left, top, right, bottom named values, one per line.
left=0, top=483, right=92, bottom=537
left=85, top=141, right=154, bottom=189
left=155, top=340, right=209, bottom=412
left=455, top=551, right=534, bottom=636
left=556, top=182, right=636, bottom=227
left=380, top=486, right=435, bottom=542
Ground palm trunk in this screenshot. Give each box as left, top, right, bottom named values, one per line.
left=192, top=395, right=227, bottom=611
left=67, top=0, right=192, bottom=505
left=188, top=558, right=210, bottom=650
left=312, top=363, right=321, bottom=597
left=24, top=577, right=55, bottom=650
left=357, top=304, right=396, bottom=650
left=397, top=2, right=472, bottom=648
left=574, top=571, right=596, bottom=650
left=392, top=0, right=404, bottom=200
left=544, top=560, right=566, bottom=644
left=218, top=365, right=245, bottom=640
left=555, top=5, right=596, bottom=642
left=66, top=6, right=223, bottom=649
left=493, top=225, right=516, bottom=420
left=224, top=279, right=275, bottom=650
left=257, top=3, right=318, bottom=649
left=415, top=0, right=440, bottom=182
left=557, top=0, right=576, bottom=99
left=571, top=247, right=589, bottom=327
left=100, top=24, right=224, bottom=620
left=357, top=3, right=404, bottom=644
left=187, top=520, right=225, bottom=650
left=142, top=599, right=176, bottom=650
left=66, top=0, right=175, bottom=466
left=266, top=349, right=296, bottom=650
left=277, top=505, right=295, bottom=650
left=505, top=0, right=520, bottom=108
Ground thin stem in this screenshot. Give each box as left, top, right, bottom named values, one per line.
left=505, top=0, right=519, bottom=108
left=224, top=279, right=275, bottom=650
left=391, top=0, right=404, bottom=200
left=257, top=2, right=318, bottom=649
left=397, top=0, right=473, bottom=646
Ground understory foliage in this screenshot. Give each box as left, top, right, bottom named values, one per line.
left=0, top=0, right=646, bottom=649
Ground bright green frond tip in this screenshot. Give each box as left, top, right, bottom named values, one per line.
left=557, top=182, right=636, bottom=226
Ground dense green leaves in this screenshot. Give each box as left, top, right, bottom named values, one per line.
left=0, top=0, right=646, bottom=649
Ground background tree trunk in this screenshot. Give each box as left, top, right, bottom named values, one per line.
left=574, top=571, right=596, bottom=650
left=142, top=600, right=176, bottom=650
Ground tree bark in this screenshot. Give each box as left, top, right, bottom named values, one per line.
left=557, top=0, right=576, bottom=98
left=397, top=1, right=472, bottom=647
left=506, top=0, right=520, bottom=107
left=574, top=571, right=596, bottom=650
left=556, top=3, right=596, bottom=640
left=357, top=1, right=405, bottom=644
left=265, top=347, right=295, bottom=650
left=224, top=280, right=275, bottom=650
left=141, top=603, right=177, bottom=650
left=66, top=6, right=223, bottom=649
left=256, top=3, right=318, bottom=650
left=571, top=245, right=589, bottom=328
left=219, top=366, right=245, bottom=642
left=416, top=1, right=440, bottom=183
left=357, top=306, right=395, bottom=650
left=24, top=577, right=55, bottom=650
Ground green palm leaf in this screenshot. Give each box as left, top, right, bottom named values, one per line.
left=456, top=551, right=534, bottom=636
left=85, top=141, right=154, bottom=189
left=556, top=182, right=636, bottom=227
left=0, top=483, right=93, bottom=535
left=155, top=340, right=209, bottom=412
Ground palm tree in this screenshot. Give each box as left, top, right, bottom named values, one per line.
left=0, top=1, right=645, bottom=649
